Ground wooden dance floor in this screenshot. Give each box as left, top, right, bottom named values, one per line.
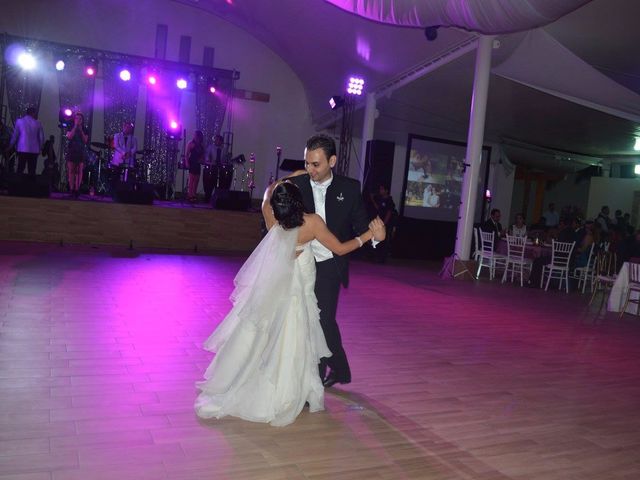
left=1, top=242, right=640, bottom=479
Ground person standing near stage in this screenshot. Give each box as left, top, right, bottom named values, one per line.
left=8, top=106, right=44, bottom=177
left=65, top=112, right=88, bottom=198
left=185, top=130, right=205, bottom=203
left=41, top=135, right=59, bottom=190
left=290, top=134, right=381, bottom=388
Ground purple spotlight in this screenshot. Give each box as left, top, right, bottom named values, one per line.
left=147, top=75, right=157, bottom=85
left=176, top=78, right=188, bottom=90
left=170, top=120, right=179, bottom=130
left=64, top=108, right=73, bottom=117
left=119, top=69, right=131, bottom=81
left=86, top=66, right=95, bottom=77
left=209, top=86, right=216, bottom=94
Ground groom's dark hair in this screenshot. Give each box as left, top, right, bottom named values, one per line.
left=271, top=181, right=305, bottom=229
left=306, top=134, right=336, bottom=160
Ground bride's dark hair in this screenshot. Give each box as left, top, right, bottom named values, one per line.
left=270, top=181, right=306, bottom=229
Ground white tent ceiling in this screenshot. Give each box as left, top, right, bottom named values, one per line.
left=175, top=0, right=640, bottom=167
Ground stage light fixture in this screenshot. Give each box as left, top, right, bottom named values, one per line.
left=166, top=119, right=182, bottom=140
left=176, top=78, right=188, bottom=90
left=146, top=74, right=158, bottom=85
left=58, top=107, right=74, bottom=128
left=346, top=77, right=364, bottom=95
left=17, top=51, right=36, bottom=71
left=209, top=85, right=216, bottom=94
left=55, top=60, right=65, bottom=71
left=119, top=69, right=131, bottom=81
left=329, top=95, right=344, bottom=110
left=85, top=59, right=97, bottom=77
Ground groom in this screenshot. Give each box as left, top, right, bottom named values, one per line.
left=290, top=134, right=380, bottom=388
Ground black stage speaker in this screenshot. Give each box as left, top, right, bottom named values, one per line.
left=113, top=183, right=154, bottom=205
left=363, top=140, right=395, bottom=194
left=211, top=190, right=251, bottom=211
left=8, top=174, right=50, bottom=198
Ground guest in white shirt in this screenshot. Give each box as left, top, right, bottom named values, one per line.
left=543, top=203, right=559, bottom=228
left=511, top=213, right=527, bottom=237
left=8, top=106, right=44, bottom=176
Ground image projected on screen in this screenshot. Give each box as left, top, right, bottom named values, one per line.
left=402, top=135, right=489, bottom=222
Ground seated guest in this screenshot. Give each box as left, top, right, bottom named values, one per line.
left=573, top=220, right=594, bottom=268
left=481, top=208, right=503, bottom=239
left=617, top=230, right=640, bottom=264
left=510, top=213, right=527, bottom=237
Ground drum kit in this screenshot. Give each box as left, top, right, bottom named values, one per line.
left=85, top=137, right=154, bottom=195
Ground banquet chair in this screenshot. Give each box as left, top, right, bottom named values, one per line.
left=619, top=260, right=640, bottom=318
left=476, top=231, right=507, bottom=280
left=589, top=250, right=617, bottom=308
left=501, top=234, right=532, bottom=287
left=572, top=242, right=596, bottom=294
left=472, top=227, right=482, bottom=262
left=541, top=240, right=575, bottom=292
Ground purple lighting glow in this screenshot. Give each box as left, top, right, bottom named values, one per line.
left=86, top=66, right=95, bottom=77
left=209, top=86, right=216, bottom=94
left=170, top=120, right=179, bottom=130
left=347, top=76, right=364, bottom=95
left=63, top=108, right=73, bottom=117
left=55, top=60, right=65, bottom=71
left=147, top=75, right=157, bottom=85
left=176, top=78, right=188, bottom=90
left=119, top=69, right=131, bottom=81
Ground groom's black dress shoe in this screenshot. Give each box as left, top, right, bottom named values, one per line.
left=322, top=373, right=350, bottom=388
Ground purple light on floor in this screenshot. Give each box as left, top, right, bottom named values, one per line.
left=119, top=69, right=131, bottom=81
left=86, top=66, right=95, bottom=77
left=63, top=108, right=73, bottom=117
left=176, top=78, right=188, bottom=90
left=347, top=76, right=364, bottom=95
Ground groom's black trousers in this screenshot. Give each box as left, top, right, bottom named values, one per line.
left=315, top=259, right=351, bottom=383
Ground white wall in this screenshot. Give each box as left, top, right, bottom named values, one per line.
left=587, top=177, right=640, bottom=225
left=0, top=0, right=316, bottom=197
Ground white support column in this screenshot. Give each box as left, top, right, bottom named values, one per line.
left=359, top=92, right=377, bottom=183
left=455, top=35, right=495, bottom=260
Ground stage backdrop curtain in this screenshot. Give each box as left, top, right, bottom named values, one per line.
left=1, top=41, right=44, bottom=124
left=57, top=54, right=96, bottom=138
left=102, top=58, right=139, bottom=139
left=143, top=70, right=182, bottom=191
left=194, top=74, right=232, bottom=154
left=325, top=0, right=591, bottom=34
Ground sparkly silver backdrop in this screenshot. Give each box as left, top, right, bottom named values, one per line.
left=1, top=40, right=44, bottom=124
left=102, top=58, right=138, bottom=138
left=57, top=54, right=96, bottom=138
left=143, top=71, right=182, bottom=189
left=195, top=74, right=231, bottom=148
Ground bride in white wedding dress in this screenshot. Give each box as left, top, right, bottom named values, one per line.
left=195, top=180, right=385, bottom=426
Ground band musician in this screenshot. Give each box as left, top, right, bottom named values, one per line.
left=112, top=122, right=137, bottom=170
left=203, top=134, right=224, bottom=202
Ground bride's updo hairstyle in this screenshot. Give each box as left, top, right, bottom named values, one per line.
left=270, top=181, right=306, bottom=229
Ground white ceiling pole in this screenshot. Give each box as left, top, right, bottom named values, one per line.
left=455, top=34, right=495, bottom=261
left=359, top=92, right=377, bottom=184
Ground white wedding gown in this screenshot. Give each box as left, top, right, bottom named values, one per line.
left=195, top=225, right=331, bottom=426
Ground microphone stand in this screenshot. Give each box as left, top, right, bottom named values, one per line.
left=274, top=146, right=282, bottom=180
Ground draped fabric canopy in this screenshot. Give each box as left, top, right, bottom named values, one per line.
left=325, top=0, right=592, bottom=34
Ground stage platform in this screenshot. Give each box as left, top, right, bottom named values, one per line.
left=0, top=193, right=262, bottom=253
